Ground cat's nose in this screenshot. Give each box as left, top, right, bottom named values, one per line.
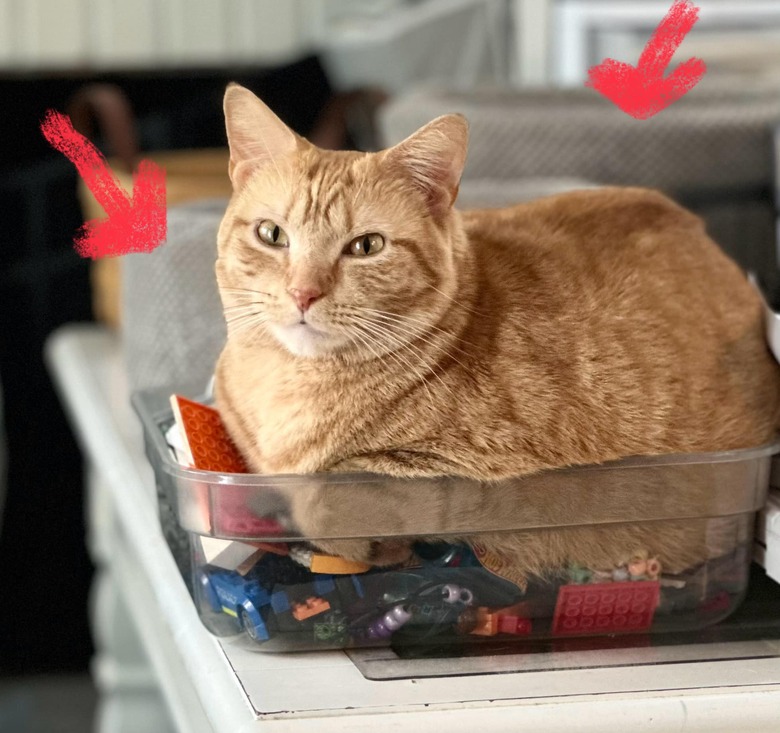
left=288, top=286, right=322, bottom=312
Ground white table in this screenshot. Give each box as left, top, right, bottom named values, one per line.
left=47, top=324, right=780, bottom=732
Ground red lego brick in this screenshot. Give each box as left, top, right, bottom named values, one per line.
left=170, top=396, right=287, bottom=538
left=469, top=607, right=533, bottom=637
left=552, top=581, right=660, bottom=636
left=171, top=395, right=248, bottom=473
left=214, top=494, right=287, bottom=538
left=497, top=615, right=532, bottom=635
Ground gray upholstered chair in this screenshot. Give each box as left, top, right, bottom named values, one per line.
left=380, top=82, right=780, bottom=279
left=122, top=199, right=228, bottom=393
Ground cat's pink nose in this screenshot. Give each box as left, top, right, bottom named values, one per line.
left=288, top=286, right=322, bottom=312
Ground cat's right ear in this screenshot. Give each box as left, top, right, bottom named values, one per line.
left=383, top=114, right=469, bottom=216
left=223, top=83, right=298, bottom=187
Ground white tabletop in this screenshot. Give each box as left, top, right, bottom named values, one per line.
left=47, top=324, right=780, bottom=732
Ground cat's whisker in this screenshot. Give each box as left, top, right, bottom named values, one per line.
left=226, top=312, right=269, bottom=339
left=226, top=317, right=262, bottom=331
left=345, top=304, right=477, bottom=354
left=232, top=322, right=267, bottom=342
left=425, top=283, right=485, bottom=317
left=351, top=316, right=455, bottom=399
left=220, top=287, right=274, bottom=297
left=245, top=317, right=271, bottom=342
left=350, top=317, right=448, bottom=403
left=224, top=302, right=267, bottom=313
left=350, top=322, right=437, bottom=408
left=349, top=310, right=478, bottom=379
left=381, top=324, right=477, bottom=380
left=225, top=309, right=263, bottom=323
left=221, top=291, right=273, bottom=310
left=346, top=327, right=426, bottom=404
left=344, top=325, right=386, bottom=363
left=356, top=313, right=469, bottom=356
left=353, top=316, right=434, bottom=365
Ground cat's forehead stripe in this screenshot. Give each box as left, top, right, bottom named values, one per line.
left=295, top=159, right=355, bottom=232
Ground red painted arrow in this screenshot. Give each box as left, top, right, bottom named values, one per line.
left=585, top=0, right=707, bottom=120
left=40, top=110, right=166, bottom=259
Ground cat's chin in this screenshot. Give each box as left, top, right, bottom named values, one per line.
left=269, top=322, right=344, bottom=358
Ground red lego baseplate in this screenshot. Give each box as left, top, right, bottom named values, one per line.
left=171, top=395, right=248, bottom=473
left=170, top=395, right=286, bottom=537
left=552, top=581, right=661, bottom=636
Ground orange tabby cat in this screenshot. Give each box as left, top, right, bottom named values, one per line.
left=214, top=83, right=780, bottom=580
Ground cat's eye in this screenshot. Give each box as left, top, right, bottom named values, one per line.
left=256, top=220, right=289, bottom=248
left=344, top=233, right=385, bottom=257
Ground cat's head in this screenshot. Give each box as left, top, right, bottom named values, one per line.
left=216, top=84, right=468, bottom=359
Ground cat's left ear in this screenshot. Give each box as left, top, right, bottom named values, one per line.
left=223, top=83, right=299, bottom=187
left=383, top=114, right=469, bottom=215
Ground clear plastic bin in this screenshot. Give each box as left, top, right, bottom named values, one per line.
left=133, top=386, right=778, bottom=652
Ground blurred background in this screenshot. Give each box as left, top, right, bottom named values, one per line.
left=1, top=0, right=780, bottom=731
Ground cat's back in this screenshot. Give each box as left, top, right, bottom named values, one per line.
left=460, top=186, right=750, bottom=322
left=458, top=186, right=780, bottom=454
left=462, top=186, right=710, bottom=272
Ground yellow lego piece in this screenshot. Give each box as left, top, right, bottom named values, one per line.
left=310, top=554, right=371, bottom=575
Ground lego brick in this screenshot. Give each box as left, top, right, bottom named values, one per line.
left=313, top=576, right=336, bottom=596
left=351, top=575, right=365, bottom=598
left=291, top=597, right=331, bottom=621
left=199, top=536, right=264, bottom=572
left=236, top=550, right=266, bottom=576
left=271, top=590, right=291, bottom=614
left=164, top=421, right=191, bottom=465
left=310, top=554, right=372, bottom=575
left=467, top=607, right=533, bottom=637
left=170, top=395, right=248, bottom=472
left=497, top=615, right=532, bottom=635
left=469, top=607, right=499, bottom=636
left=213, top=501, right=286, bottom=538
left=202, top=569, right=271, bottom=617
left=552, top=581, right=660, bottom=636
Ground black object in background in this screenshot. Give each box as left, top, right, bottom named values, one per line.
left=0, top=56, right=334, bottom=674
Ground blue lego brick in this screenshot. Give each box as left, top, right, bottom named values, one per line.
left=313, top=575, right=336, bottom=596
left=271, top=590, right=291, bottom=614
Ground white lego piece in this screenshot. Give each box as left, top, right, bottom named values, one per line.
left=164, top=421, right=191, bottom=466
left=750, top=274, right=780, bottom=365
left=199, top=537, right=263, bottom=572
left=760, top=490, right=780, bottom=586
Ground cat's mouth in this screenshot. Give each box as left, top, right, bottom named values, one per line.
left=269, top=320, right=342, bottom=357
left=293, top=319, right=322, bottom=333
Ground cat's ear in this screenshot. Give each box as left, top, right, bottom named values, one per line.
left=223, top=83, right=299, bottom=186
left=384, top=114, right=469, bottom=214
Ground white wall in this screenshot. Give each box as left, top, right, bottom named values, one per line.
left=0, top=0, right=311, bottom=69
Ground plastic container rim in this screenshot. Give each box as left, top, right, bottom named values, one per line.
left=132, top=388, right=780, bottom=487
